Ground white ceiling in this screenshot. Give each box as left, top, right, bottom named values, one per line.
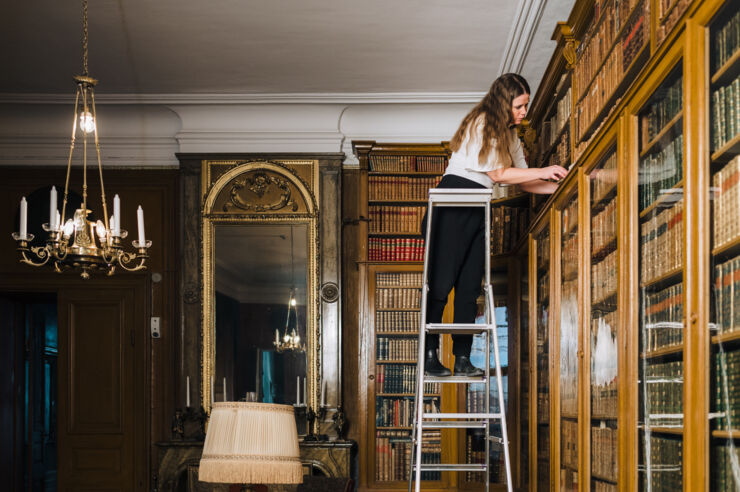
left=0, top=0, right=574, bottom=98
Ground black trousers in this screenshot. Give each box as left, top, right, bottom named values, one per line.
left=421, top=174, right=487, bottom=357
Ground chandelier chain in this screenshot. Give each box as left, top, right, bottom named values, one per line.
left=82, top=0, right=89, bottom=76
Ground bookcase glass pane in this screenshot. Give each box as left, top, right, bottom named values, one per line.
left=373, top=269, right=441, bottom=483
left=709, top=2, right=740, bottom=490
left=589, top=149, right=619, bottom=491
left=535, top=225, right=551, bottom=492
left=560, top=194, right=579, bottom=491
left=521, top=252, right=531, bottom=490
left=636, top=62, right=684, bottom=491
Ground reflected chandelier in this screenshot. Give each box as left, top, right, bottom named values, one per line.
left=274, top=227, right=305, bottom=353
left=12, top=0, right=151, bottom=279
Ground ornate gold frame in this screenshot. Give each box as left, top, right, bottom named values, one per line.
left=201, top=159, right=320, bottom=416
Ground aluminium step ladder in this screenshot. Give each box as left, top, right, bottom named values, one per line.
left=408, top=188, right=513, bottom=492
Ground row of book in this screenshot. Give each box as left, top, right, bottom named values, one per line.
left=592, top=249, right=617, bottom=304
left=711, top=3, right=740, bottom=73
left=592, top=198, right=616, bottom=255
left=711, top=75, right=740, bottom=152
left=639, top=200, right=683, bottom=285
left=538, top=272, right=550, bottom=303
left=376, top=311, right=420, bottom=333
left=713, top=156, right=740, bottom=250
left=562, top=233, right=579, bottom=281
left=593, top=480, right=618, bottom=492
left=713, top=348, right=740, bottom=430
left=591, top=423, right=617, bottom=482
left=375, top=430, right=441, bottom=481
left=542, top=87, right=572, bottom=151
left=375, top=396, right=439, bottom=428
left=563, top=198, right=578, bottom=233
left=711, top=441, right=740, bottom=492
left=639, top=133, right=684, bottom=211
left=368, top=237, right=425, bottom=262
left=561, top=418, right=578, bottom=470
left=591, top=151, right=617, bottom=204
left=492, top=206, right=530, bottom=255
left=641, top=74, right=682, bottom=146
left=376, top=271, right=422, bottom=287
left=656, top=0, right=691, bottom=47
left=368, top=205, right=425, bottom=234
left=640, top=434, right=683, bottom=492
left=538, top=391, right=550, bottom=423
left=644, top=360, right=683, bottom=426
left=537, top=230, right=551, bottom=267
left=375, top=364, right=439, bottom=395
left=546, top=127, right=571, bottom=169
left=465, top=432, right=507, bottom=483
left=369, top=155, right=447, bottom=173
left=376, top=287, right=421, bottom=310
left=574, top=0, right=624, bottom=100
left=369, top=175, right=442, bottom=201
left=376, top=336, right=418, bottom=361
left=466, top=386, right=502, bottom=414
left=643, top=283, right=684, bottom=352
left=591, top=312, right=618, bottom=418
left=714, top=255, right=740, bottom=334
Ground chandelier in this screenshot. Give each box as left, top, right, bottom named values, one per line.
left=274, top=227, right=305, bottom=353
left=11, top=0, right=151, bottom=280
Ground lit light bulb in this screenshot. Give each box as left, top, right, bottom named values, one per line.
left=62, top=219, right=75, bottom=238
left=294, top=334, right=300, bottom=343
left=95, top=220, right=107, bottom=240
left=79, top=111, right=96, bottom=133
left=290, top=298, right=297, bottom=306
left=284, top=334, right=290, bottom=342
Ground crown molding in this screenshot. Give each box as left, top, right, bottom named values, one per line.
left=499, top=0, right=548, bottom=75
left=0, top=91, right=486, bottom=105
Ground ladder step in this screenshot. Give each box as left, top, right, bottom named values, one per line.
left=428, top=189, right=494, bottom=206
left=420, top=420, right=488, bottom=429
left=425, top=323, right=494, bottom=334
left=413, top=464, right=487, bottom=472
left=423, top=375, right=486, bottom=383
left=423, top=412, right=502, bottom=420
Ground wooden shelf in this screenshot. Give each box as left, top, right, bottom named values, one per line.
left=362, top=261, right=424, bottom=266
left=560, top=462, right=579, bottom=472
left=645, top=426, right=684, bottom=435
left=640, top=110, right=683, bottom=158
left=539, top=120, right=571, bottom=167
left=712, top=234, right=740, bottom=258
left=711, top=47, right=740, bottom=86
left=369, top=171, right=443, bottom=176
left=711, top=131, right=740, bottom=164
left=592, top=414, right=618, bottom=421
left=639, top=179, right=684, bottom=219
left=368, top=232, right=423, bottom=237
left=377, top=393, right=440, bottom=397
left=591, top=185, right=617, bottom=214
left=376, top=286, right=422, bottom=290
left=375, top=308, right=421, bottom=312
left=712, top=429, right=740, bottom=439
left=641, top=344, right=683, bottom=359
left=376, top=332, right=420, bottom=337
left=592, top=237, right=617, bottom=261
left=712, top=329, right=740, bottom=345
left=561, top=412, right=578, bottom=420
left=375, top=426, right=412, bottom=430
left=369, top=199, right=429, bottom=204
left=592, top=292, right=618, bottom=313
left=591, top=473, right=618, bottom=484
left=375, top=360, right=419, bottom=364
left=640, top=266, right=683, bottom=290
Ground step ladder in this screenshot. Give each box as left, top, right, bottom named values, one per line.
left=409, top=188, right=513, bottom=492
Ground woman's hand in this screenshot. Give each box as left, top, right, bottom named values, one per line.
left=538, top=165, right=568, bottom=181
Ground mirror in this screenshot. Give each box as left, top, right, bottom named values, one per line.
left=202, top=161, right=320, bottom=423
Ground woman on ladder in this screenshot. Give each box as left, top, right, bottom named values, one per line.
left=423, top=73, right=567, bottom=376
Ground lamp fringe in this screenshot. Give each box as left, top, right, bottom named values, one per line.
left=199, top=457, right=303, bottom=484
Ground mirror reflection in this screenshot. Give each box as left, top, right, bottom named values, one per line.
left=213, top=223, right=308, bottom=406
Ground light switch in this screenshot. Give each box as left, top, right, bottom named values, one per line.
left=151, top=317, right=161, bottom=338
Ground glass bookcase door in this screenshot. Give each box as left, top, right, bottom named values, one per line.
left=559, top=194, right=579, bottom=491
left=636, top=62, right=685, bottom=491
left=708, top=2, right=740, bottom=490
left=535, top=225, right=551, bottom=492
left=589, top=149, right=619, bottom=491
left=520, top=251, right=530, bottom=491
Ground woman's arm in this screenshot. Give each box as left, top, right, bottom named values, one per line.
left=519, top=179, right=559, bottom=194
left=486, top=165, right=567, bottom=185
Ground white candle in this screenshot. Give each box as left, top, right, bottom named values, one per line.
left=56, top=211, right=60, bottom=232
left=223, top=377, right=227, bottom=402
left=321, top=380, right=326, bottom=407
left=49, top=186, right=57, bottom=229
left=303, top=378, right=307, bottom=407
left=186, top=376, right=190, bottom=408
left=20, top=197, right=27, bottom=239
left=296, top=376, right=300, bottom=405
left=210, top=376, right=214, bottom=405
left=113, top=194, right=121, bottom=236
left=136, top=205, right=145, bottom=245
left=275, top=328, right=280, bottom=345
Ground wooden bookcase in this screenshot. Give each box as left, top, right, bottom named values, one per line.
left=524, top=0, right=740, bottom=490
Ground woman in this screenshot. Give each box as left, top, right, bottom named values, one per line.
left=423, top=73, right=567, bottom=376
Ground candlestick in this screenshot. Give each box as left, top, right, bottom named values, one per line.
left=136, top=205, right=145, bottom=245
left=20, top=197, right=27, bottom=239
left=223, top=377, right=227, bottom=402
left=49, top=186, right=57, bottom=229
left=113, top=194, right=121, bottom=236
left=296, top=376, right=300, bottom=405
left=186, top=376, right=190, bottom=408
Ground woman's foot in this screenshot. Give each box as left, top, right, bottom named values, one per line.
left=424, top=349, right=452, bottom=376
left=453, top=356, right=485, bottom=377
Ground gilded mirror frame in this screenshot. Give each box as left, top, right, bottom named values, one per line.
left=201, top=159, right=320, bottom=416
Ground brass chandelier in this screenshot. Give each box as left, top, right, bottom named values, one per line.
left=12, top=0, right=151, bottom=280
left=274, top=227, right=305, bottom=353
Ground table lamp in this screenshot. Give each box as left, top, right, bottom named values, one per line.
left=199, top=402, right=303, bottom=491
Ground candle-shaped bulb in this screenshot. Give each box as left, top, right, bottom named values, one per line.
left=79, top=111, right=96, bottom=133
left=49, top=186, right=57, bottom=229
left=136, top=206, right=145, bottom=245
left=19, top=197, right=28, bottom=239
left=63, top=219, right=74, bottom=238
left=113, top=195, right=121, bottom=237
left=96, top=220, right=107, bottom=240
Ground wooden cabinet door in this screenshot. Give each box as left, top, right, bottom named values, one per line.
left=57, top=282, right=147, bottom=492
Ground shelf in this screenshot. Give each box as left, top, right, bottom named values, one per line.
left=376, top=360, right=418, bottom=364
left=712, top=429, right=740, bottom=439
left=376, top=286, right=422, bottom=290
left=369, top=171, right=443, bottom=176
left=369, top=199, right=429, bottom=204
left=377, top=393, right=440, bottom=397
left=645, top=426, right=683, bottom=435
left=592, top=414, right=618, bottom=421
left=640, top=266, right=683, bottom=291
left=711, top=130, right=740, bottom=164
left=561, top=412, right=578, bottom=420
left=591, top=473, right=618, bottom=484
left=712, top=329, right=740, bottom=345
left=376, top=307, right=421, bottom=312
left=560, top=462, right=579, bottom=472
left=539, top=120, right=571, bottom=167
left=376, top=426, right=412, bottom=430
left=592, top=237, right=617, bottom=261
left=362, top=261, right=424, bottom=266
left=592, top=292, right=617, bottom=313
left=376, top=331, right=420, bottom=336
left=641, top=344, right=683, bottom=359
left=369, top=232, right=423, bottom=237
left=711, top=47, right=740, bottom=86
left=591, top=185, right=617, bottom=214
left=712, top=234, right=740, bottom=259
left=639, top=179, right=684, bottom=219
left=640, top=110, right=683, bottom=158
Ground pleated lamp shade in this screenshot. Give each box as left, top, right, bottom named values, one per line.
left=199, top=402, right=303, bottom=485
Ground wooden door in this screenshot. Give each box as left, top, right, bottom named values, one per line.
left=57, top=282, right=147, bottom=492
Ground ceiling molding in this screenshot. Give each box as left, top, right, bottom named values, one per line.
left=498, top=0, right=548, bottom=75
left=0, top=92, right=486, bottom=106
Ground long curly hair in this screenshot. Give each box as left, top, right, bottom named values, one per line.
left=450, top=73, right=530, bottom=166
